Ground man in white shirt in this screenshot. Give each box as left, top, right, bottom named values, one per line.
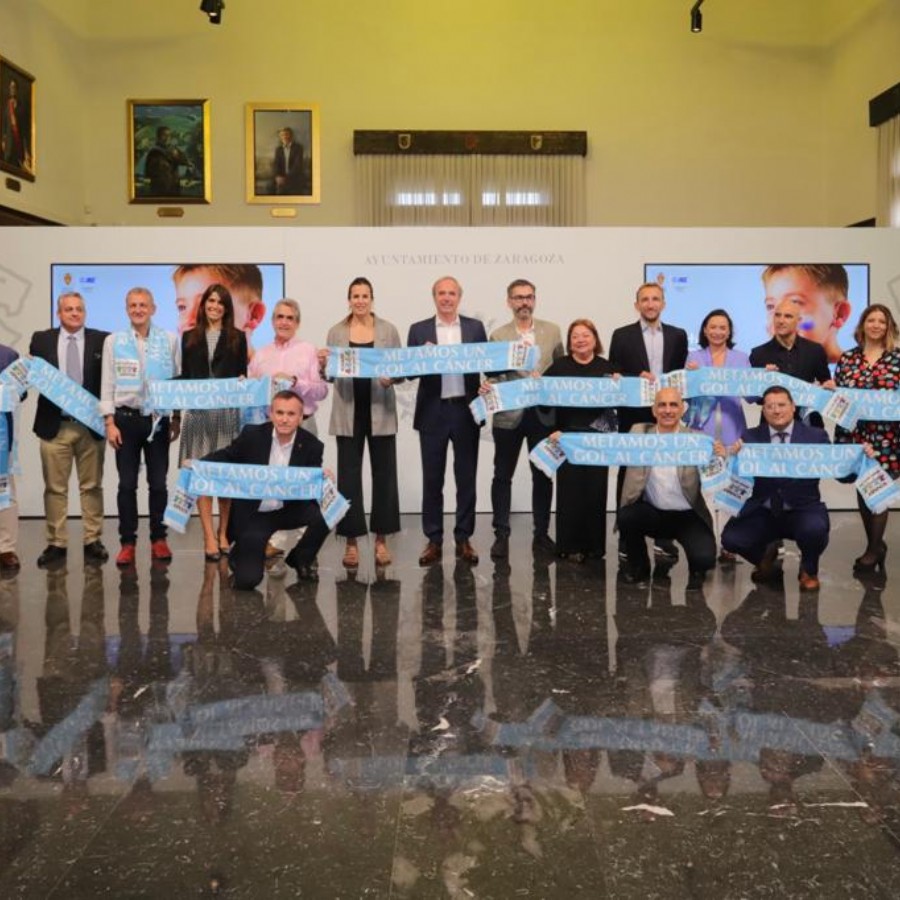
left=100, top=287, right=180, bottom=567
left=617, top=387, right=716, bottom=587
left=407, top=277, right=487, bottom=566
left=201, top=391, right=330, bottom=589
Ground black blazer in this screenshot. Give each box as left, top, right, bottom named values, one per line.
left=203, top=421, right=324, bottom=525
left=738, top=420, right=830, bottom=513
left=29, top=327, right=109, bottom=440
left=608, top=320, right=688, bottom=430
left=608, top=320, right=689, bottom=377
left=180, top=328, right=248, bottom=380
left=406, top=314, right=488, bottom=432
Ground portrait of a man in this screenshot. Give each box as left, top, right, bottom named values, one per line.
left=0, top=58, right=35, bottom=181
left=128, top=100, right=211, bottom=203
left=247, top=104, right=320, bottom=204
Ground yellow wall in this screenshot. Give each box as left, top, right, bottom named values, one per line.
left=1, top=0, right=897, bottom=226
left=823, top=1, right=900, bottom=225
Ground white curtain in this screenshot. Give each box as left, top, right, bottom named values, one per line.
left=876, top=116, right=900, bottom=227
left=356, top=154, right=585, bottom=226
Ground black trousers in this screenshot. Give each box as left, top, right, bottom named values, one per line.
left=556, top=463, right=608, bottom=557
left=336, top=432, right=400, bottom=538
left=491, top=408, right=553, bottom=537
left=114, top=409, right=170, bottom=544
left=617, top=501, right=716, bottom=574
left=231, top=501, right=329, bottom=590
left=418, top=400, right=479, bottom=544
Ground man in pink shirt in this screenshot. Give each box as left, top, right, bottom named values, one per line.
left=249, top=298, right=327, bottom=433
left=248, top=298, right=328, bottom=558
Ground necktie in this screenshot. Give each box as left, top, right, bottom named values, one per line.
left=772, top=431, right=787, bottom=515
left=66, top=335, right=81, bottom=384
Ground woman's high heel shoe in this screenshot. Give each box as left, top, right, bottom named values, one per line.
left=853, top=541, right=887, bottom=574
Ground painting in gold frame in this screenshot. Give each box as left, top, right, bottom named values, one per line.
left=246, top=102, right=320, bottom=204
left=0, top=56, right=36, bottom=182
left=128, top=99, right=211, bottom=203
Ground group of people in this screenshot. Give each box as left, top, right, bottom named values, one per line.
left=1, top=270, right=895, bottom=593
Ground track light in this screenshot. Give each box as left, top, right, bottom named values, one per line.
left=200, top=0, right=224, bottom=24
left=690, top=0, right=704, bottom=33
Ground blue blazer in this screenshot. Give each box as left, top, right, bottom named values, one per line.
left=406, top=314, right=487, bottom=431
left=739, top=420, right=830, bottom=513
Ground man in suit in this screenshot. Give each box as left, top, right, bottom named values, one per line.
left=408, top=276, right=487, bottom=566
left=274, top=127, right=304, bottom=195
left=720, top=386, right=831, bottom=591
left=609, top=282, right=689, bottom=561
left=201, top=391, right=330, bottom=590
left=31, top=292, right=110, bottom=567
left=483, top=279, right=564, bottom=559
left=617, top=387, right=716, bottom=587
left=749, top=298, right=834, bottom=427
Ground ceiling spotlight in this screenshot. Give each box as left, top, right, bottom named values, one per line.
left=200, top=0, right=224, bottom=24
left=690, top=0, right=704, bottom=33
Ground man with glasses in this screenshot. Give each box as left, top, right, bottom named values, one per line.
left=483, top=279, right=563, bottom=559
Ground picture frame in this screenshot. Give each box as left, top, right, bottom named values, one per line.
left=128, top=99, right=211, bottom=203
left=0, top=56, right=36, bottom=182
left=246, top=102, right=320, bottom=204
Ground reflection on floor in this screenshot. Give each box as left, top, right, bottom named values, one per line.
left=1, top=514, right=900, bottom=897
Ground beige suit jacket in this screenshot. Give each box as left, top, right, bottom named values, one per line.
left=620, top=423, right=713, bottom=530
left=488, top=318, right=564, bottom=429
left=325, top=316, right=401, bottom=436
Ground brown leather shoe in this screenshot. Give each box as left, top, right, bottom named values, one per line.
left=750, top=542, right=780, bottom=583
left=418, top=541, right=442, bottom=566
left=798, top=570, right=820, bottom=592
left=0, top=552, right=20, bottom=571
left=455, top=540, right=479, bottom=565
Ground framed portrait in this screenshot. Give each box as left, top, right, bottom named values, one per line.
left=0, top=56, right=36, bottom=182
left=128, top=99, right=211, bottom=203
left=246, top=103, right=320, bottom=204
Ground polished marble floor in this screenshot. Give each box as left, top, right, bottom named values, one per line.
left=1, top=513, right=900, bottom=898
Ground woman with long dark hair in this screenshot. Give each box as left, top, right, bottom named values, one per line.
left=180, top=283, right=248, bottom=560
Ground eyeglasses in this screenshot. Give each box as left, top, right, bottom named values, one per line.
left=510, top=294, right=535, bottom=302
left=274, top=314, right=298, bottom=321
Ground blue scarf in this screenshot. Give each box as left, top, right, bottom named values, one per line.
left=147, top=376, right=271, bottom=412
left=164, top=462, right=350, bottom=531
left=326, top=340, right=538, bottom=379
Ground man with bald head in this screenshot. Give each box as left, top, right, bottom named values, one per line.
left=407, top=276, right=487, bottom=566
left=749, top=297, right=834, bottom=427
left=617, top=387, right=716, bottom=586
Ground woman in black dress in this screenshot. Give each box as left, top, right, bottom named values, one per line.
left=180, top=284, right=248, bottom=560
left=544, top=319, right=616, bottom=562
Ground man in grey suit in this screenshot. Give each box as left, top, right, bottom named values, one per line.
left=482, top=279, right=564, bottom=559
